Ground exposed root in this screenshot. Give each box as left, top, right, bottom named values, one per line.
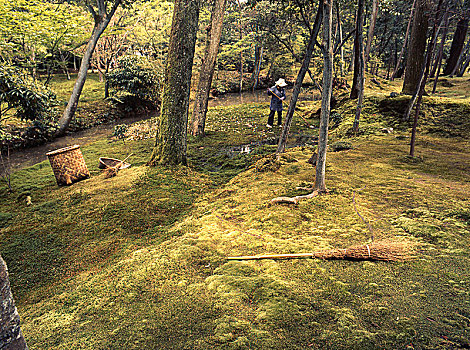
left=227, top=241, right=416, bottom=262
left=271, top=188, right=331, bottom=204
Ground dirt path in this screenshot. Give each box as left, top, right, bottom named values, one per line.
left=8, top=88, right=295, bottom=171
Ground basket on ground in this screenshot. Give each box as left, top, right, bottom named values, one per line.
left=46, top=145, right=90, bottom=186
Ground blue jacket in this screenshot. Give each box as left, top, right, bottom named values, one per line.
left=267, top=86, right=286, bottom=111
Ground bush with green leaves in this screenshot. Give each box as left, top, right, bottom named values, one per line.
left=0, top=66, right=59, bottom=146
left=106, top=55, right=163, bottom=112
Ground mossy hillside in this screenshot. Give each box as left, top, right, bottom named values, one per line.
left=1, top=95, right=469, bottom=349
left=14, top=132, right=470, bottom=349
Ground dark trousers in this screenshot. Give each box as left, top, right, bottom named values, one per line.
left=268, top=110, right=282, bottom=126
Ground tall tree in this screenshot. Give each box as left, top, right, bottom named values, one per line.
left=350, top=0, right=365, bottom=99
left=402, top=0, right=431, bottom=95
left=391, top=0, right=417, bottom=80
left=352, top=0, right=365, bottom=133
left=0, top=255, right=28, bottom=350
left=406, top=0, right=444, bottom=156
left=335, top=2, right=344, bottom=76
left=430, top=9, right=449, bottom=82
left=148, top=0, right=200, bottom=166
left=443, top=0, right=470, bottom=75
left=190, top=0, right=228, bottom=137
left=364, top=0, right=379, bottom=68
left=56, top=0, right=133, bottom=136
left=315, top=0, right=333, bottom=192
left=276, top=0, right=323, bottom=154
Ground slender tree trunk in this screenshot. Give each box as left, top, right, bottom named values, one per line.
left=443, top=15, right=469, bottom=75
left=432, top=13, right=449, bottom=93
left=452, top=38, right=470, bottom=76
left=237, top=0, right=243, bottom=93
left=0, top=255, right=28, bottom=350
left=458, top=45, right=470, bottom=76
left=56, top=0, right=122, bottom=136
left=56, top=23, right=104, bottom=135
left=350, top=0, right=365, bottom=99
left=276, top=1, right=323, bottom=154
left=190, top=0, right=227, bottom=137
left=352, top=4, right=365, bottom=133
left=430, top=10, right=448, bottom=79
left=266, top=55, right=276, bottom=80
left=336, top=3, right=344, bottom=76
left=365, top=0, right=379, bottom=68
left=402, top=0, right=430, bottom=95
left=149, top=0, right=200, bottom=166
left=315, top=0, right=333, bottom=192
left=408, top=0, right=444, bottom=157
left=391, top=0, right=417, bottom=80
left=252, top=46, right=263, bottom=91
left=405, top=0, right=443, bottom=121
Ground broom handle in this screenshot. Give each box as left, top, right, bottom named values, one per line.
left=269, top=89, right=284, bottom=101
left=227, top=252, right=314, bottom=260
left=104, top=153, right=133, bottom=169
left=115, top=153, right=133, bottom=169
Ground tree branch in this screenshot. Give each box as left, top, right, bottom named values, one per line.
left=334, top=29, right=355, bottom=55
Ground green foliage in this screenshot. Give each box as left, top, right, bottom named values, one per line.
left=330, top=141, right=353, bottom=152
left=112, top=124, right=129, bottom=139
left=0, top=66, right=59, bottom=145
left=0, top=211, right=13, bottom=228
left=107, top=55, right=163, bottom=112
left=0, top=0, right=89, bottom=74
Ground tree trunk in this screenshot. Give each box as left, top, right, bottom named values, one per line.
left=352, top=0, right=365, bottom=133
left=430, top=10, right=448, bottom=80
left=453, top=38, right=470, bottom=76
left=0, top=255, right=28, bottom=350
left=276, top=1, right=323, bottom=155
left=443, top=16, right=469, bottom=75
left=408, top=0, right=444, bottom=156
left=149, top=0, right=200, bottom=166
left=350, top=0, right=365, bottom=99
left=190, top=0, right=227, bottom=137
left=458, top=44, right=470, bottom=76
left=365, top=0, right=379, bottom=68
left=56, top=0, right=122, bottom=136
left=402, top=0, right=430, bottom=95
left=252, top=45, right=263, bottom=91
left=56, top=23, right=105, bottom=135
left=391, top=0, right=416, bottom=80
left=315, top=0, right=333, bottom=193
left=336, top=3, right=344, bottom=76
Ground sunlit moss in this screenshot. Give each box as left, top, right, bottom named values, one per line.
left=1, top=80, right=469, bottom=349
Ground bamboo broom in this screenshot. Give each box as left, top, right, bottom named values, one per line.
left=227, top=241, right=415, bottom=262
left=103, top=153, right=133, bottom=179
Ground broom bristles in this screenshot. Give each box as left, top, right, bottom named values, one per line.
left=103, top=164, right=121, bottom=178
left=312, top=242, right=415, bottom=262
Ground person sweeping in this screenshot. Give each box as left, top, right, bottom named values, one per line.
left=266, top=78, right=287, bottom=128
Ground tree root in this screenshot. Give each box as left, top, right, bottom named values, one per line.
left=271, top=188, right=330, bottom=204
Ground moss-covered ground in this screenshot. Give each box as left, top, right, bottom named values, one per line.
left=0, top=76, right=469, bottom=349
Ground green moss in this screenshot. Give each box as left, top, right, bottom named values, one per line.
left=1, top=90, right=469, bottom=349
left=0, top=212, right=13, bottom=228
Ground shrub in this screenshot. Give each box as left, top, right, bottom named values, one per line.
left=0, top=66, right=59, bottom=146
left=107, top=55, right=163, bottom=112
left=330, top=141, right=353, bottom=152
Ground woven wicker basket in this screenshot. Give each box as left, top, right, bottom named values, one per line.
left=46, top=145, right=90, bottom=186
